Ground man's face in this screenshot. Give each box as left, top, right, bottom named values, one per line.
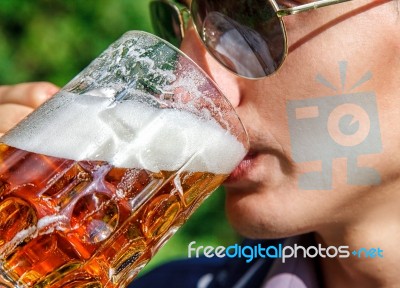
left=180, top=0, right=400, bottom=239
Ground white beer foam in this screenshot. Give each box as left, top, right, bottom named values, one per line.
left=2, top=92, right=246, bottom=174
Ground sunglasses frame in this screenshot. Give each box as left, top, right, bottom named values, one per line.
left=150, top=0, right=353, bottom=79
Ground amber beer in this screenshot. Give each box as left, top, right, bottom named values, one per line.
left=0, top=31, right=248, bottom=287
left=0, top=93, right=246, bottom=288
left=0, top=144, right=225, bottom=287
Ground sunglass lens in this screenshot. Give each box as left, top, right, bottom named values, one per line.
left=150, top=1, right=183, bottom=47
left=192, top=0, right=286, bottom=78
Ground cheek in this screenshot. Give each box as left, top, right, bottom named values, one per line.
left=373, top=82, right=400, bottom=184
left=180, top=26, right=242, bottom=107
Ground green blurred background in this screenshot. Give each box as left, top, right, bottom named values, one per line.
left=0, top=0, right=240, bottom=274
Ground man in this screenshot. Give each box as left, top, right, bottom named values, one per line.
left=132, top=0, right=400, bottom=287
left=0, top=0, right=399, bottom=286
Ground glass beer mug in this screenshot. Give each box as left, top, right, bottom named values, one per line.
left=0, top=31, right=248, bottom=287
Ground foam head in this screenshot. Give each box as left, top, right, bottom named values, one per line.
left=2, top=91, right=246, bottom=174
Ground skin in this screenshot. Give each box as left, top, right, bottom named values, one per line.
left=1, top=0, right=398, bottom=286
left=179, top=0, right=400, bottom=287
left=0, top=82, right=59, bottom=137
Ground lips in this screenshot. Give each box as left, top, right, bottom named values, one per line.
left=224, top=127, right=293, bottom=185
left=225, top=152, right=258, bottom=183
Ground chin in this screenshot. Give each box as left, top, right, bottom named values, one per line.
left=226, top=212, right=296, bottom=240
left=224, top=184, right=316, bottom=240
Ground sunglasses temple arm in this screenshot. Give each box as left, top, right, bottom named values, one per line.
left=179, top=7, right=191, bottom=38
left=277, top=0, right=353, bottom=17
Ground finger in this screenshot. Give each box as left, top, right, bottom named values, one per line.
left=0, top=103, right=33, bottom=134
left=0, top=82, right=59, bottom=108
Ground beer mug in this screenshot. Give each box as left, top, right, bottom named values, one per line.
left=0, top=31, right=248, bottom=287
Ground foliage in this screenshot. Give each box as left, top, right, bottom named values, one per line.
left=0, top=0, right=153, bottom=85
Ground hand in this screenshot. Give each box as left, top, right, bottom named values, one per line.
left=0, top=82, right=59, bottom=137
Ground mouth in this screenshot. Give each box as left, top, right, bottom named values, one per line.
left=224, top=151, right=258, bottom=184
left=223, top=124, right=294, bottom=186
left=224, top=137, right=293, bottom=186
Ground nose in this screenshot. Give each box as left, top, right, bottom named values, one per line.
left=180, top=27, right=242, bottom=108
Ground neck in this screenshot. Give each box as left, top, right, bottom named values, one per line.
left=316, top=186, right=400, bottom=288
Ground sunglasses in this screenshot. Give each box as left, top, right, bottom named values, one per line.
left=150, top=0, right=352, bottom=79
